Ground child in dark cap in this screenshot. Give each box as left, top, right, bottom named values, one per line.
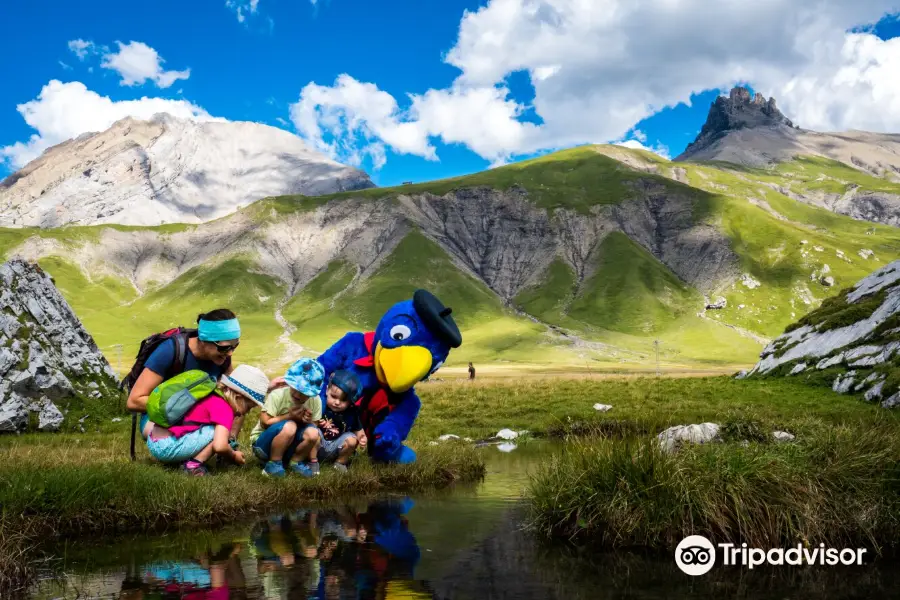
left=315, top=369, right=366, bottom=473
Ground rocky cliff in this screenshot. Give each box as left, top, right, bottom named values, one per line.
left=0, top=114, right=374, bottom=228
left=743, top=260, right=900, bottom=407
left=0, top=259, right=118, bottom=433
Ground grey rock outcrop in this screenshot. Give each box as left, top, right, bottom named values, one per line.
left=0, top=259, right=118, bottom=433
left=744, top=260, right=900, bottom=406
left=0, top=114, right=374, bottom=228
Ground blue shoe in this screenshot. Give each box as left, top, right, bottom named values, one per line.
left=291, top=462, right=314, bottom=477
left=262, top=461, right=286, bottom=478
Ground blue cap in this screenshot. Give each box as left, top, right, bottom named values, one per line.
left=329, top=369, right=362, bottom=402
left=284, top=358, right=325, bottom=398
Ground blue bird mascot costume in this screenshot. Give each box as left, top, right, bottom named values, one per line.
left=316, top=289, right=462, bottom=464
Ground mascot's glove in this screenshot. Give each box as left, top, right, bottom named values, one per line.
left=374, top=429, right=401, bottom=455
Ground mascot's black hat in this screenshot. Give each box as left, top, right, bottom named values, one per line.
left=413, top=289, right=463, bottom=348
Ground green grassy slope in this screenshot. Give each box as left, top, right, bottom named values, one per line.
left=6, top=144, right=900, bottom=373
left=38, top=256, right=287, bottom=372
left=675, top=159, right=900, bottom=339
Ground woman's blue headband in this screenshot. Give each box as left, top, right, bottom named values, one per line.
left=198, top=318, right=241, bottom=342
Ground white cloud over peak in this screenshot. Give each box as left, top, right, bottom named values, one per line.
left=100, top=41, right=191, bottom=89
left=291, top=0, right=900, bottom=169
left=0, top=80, right=219, bottom=168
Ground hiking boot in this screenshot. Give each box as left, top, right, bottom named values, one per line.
left=333, top=463, right=349, bottom=473
left=182, top=461, right=208, bottom=476
left=291, top=462, right=315, bottom=477
left=262, top=461, right=286, bottom=478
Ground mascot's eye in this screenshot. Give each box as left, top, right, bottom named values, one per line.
left=390, top=325, right=412, bottom=341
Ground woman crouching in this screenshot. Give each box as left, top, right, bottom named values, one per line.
left=144, top=365, right=269, bottom=476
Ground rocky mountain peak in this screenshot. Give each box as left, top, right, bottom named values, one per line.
left=0, top=114, right=375, bottom=228
left=0, top=259, right=118, bottom=433
left=676, top=86, right=795, bottom=160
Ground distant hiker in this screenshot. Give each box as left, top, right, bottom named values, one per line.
left=251, top=358, right=325, bottom=478
left=468, top=362, right=475, bottom=380
left=144, top=365, right=269, bottom=475
left=123, top=309, right=243, bottom=459
left=315, top=370, right=366, bottom=473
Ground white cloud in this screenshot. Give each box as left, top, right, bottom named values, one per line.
left=290, top=75, right=539, bottom=168
left=290, top=1, right=900, bottom=168
left=100, top=41, right=190, bottom=89
left=0, top=80, right=220, bottom=168
left=760, top=33, right=900, bottom=132
left=67, top=39, right=96, bottom=60
left=614, top=139, right=671, bottom=159
left=226, top=0, right=261, bottom=22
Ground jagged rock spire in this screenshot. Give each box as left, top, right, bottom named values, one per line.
left=678, top=86, right=795, bottom=159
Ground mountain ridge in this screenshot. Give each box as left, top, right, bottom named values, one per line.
left=4, top=143, right=900, bottom=373
left=0, top=114, right=374, bottom=228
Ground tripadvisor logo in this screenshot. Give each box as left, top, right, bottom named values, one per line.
left=675, top=535, right=868, bottom=576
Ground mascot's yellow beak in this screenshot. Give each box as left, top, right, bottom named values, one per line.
left=374, top=342, right=433, bottom=393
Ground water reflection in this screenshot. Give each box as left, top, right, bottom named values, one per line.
left=106, top=499, right=429, bottom=600
left=26, top=444, right=900, bottom=599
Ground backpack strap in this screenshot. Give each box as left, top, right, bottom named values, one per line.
left=171, top=332, right=189, bottom=377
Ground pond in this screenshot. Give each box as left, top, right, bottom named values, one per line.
left=25, top=441, right=900, bottom=599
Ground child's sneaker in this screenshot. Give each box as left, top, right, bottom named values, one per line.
left=262, top=461, right=286, bottom=478
left=291, top=462, right=315, bottom=477
left=308, top=460, right=320, bottom=476
left=182, top=460, right=208, bottom=476
left=333, top=463, right=349, bottom=473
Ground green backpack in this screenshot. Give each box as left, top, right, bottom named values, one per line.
left=146, top=370, right=218, bottom=428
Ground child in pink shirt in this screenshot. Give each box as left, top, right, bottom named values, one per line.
left=144, top=365, right=269, bottom=476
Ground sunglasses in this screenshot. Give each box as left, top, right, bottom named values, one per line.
left=210, top=340, right=240, bottom=354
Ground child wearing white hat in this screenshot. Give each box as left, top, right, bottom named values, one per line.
left=145, top=364, right=270, bottom=476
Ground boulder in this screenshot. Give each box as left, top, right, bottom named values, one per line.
left=658, top=423, right=720, bottom=453
left=495, top=428, right=519, bottom=440
left=593, top=403, right=613, bottom=412
left=789, top=362, right=807, bottom=375
left=865, top=381, right=886, bottom=402
left=38, top=400, right=64, bottom=431
left=705, top=297, right=727, bottom=310
left=0, top=398, right=27, bottom=433
left=832, top=371, right=857, bottom=394
left=773, top=431, right=795, bottom=442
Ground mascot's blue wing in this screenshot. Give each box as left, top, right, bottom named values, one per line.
left=373, top=389, right=421, bottom=441
left=316, top=331, right=366, bottom=376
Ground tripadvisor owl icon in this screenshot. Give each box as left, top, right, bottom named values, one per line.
left=675, top=535, right=716, bottom=576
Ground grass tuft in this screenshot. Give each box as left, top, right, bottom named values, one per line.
left=0, top=517, right=36, bottom=597
left=526, top=420, right=900, bottom=552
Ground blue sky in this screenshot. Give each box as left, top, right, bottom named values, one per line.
left=2, top=1, right=899, bottom=187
